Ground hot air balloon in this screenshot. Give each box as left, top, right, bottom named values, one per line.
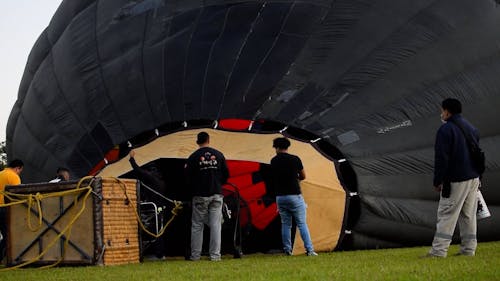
left=6, top=0, right=500, bottom=254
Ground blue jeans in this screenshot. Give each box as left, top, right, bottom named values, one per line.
left=190, top=194, right=223, bottom=260
left=276, top=194, right=314, bottom=253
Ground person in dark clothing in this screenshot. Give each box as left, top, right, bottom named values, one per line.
left=186, top=132, right=229, bottom=261
left=425, top=98, right=481, bottom=257
left=129, top=149, right=168, bottom=259
left=271, top=137, right=317, bottom=256
left=129, top=150, right=167, bottom=198
left=49, top=167, right=71, bottom=183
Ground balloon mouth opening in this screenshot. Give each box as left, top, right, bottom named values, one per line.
left=86, top=119, right=357, bottom=254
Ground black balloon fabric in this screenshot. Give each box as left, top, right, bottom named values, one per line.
left=7, top=0, right=500, bottom=249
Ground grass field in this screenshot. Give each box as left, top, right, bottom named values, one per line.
left=1, top=241, right=499, bottom=281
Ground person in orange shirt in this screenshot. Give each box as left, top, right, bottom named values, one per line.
left=0, top=159, right=24, bottom=204
left=0, top=159, right=23, bottom=262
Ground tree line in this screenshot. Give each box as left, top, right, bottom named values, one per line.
left=1, top=141, right=6, bottom=169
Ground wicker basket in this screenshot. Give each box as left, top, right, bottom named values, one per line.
left=100, top=178, right=140, bottom=265
left=5, top=177, right=140, bottom=266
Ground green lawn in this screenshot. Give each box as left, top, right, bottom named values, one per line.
left=1, top=241, right=499, bottom=281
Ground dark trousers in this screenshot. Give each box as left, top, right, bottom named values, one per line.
left=0, top=208, right=6, bottom=261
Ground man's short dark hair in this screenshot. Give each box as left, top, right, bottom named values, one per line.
left=442, top=98, right=462, bottom=115
left=273, top=137, right=291, bottom=150
left=196, top=132, right=210, bottom=145
left=56, top=167, right=69, bottom=174
left=8, top=159, right=24, bottom=168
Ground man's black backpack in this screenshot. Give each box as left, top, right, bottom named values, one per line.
left=448, top=119, right=486, bottom=175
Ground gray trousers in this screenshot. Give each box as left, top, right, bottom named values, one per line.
left=430, top=178, right=479, bottom=257
left=190, top=194, right=223, bottom=260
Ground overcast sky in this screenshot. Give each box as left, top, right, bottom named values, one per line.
left=0, top=1, right=62, bottom=142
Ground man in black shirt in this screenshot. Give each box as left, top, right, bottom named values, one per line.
left=271, top=137, right=317, bottom=256
left=186, top=132, right=229, bottom=261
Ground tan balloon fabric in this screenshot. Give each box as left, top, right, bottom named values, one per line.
left=98, top=128, right=345, bottom=253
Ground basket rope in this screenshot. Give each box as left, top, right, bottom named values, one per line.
left=0, top=176, right=94, bottom=270
left=0, top=176, right=182, bottom=270
left=112, top=178, right=183, bottom=238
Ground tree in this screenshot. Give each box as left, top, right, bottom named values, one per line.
left=0, top=141, right=6, bottom=169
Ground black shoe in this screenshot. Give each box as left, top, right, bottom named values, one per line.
left=419, top=253, right=444, bottom=258
left=452, top=252, right=475, bottom=257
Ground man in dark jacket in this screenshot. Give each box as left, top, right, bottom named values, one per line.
left=426, top=98, right=481, bottom=257
left=186, top=132, right=229, bottom=261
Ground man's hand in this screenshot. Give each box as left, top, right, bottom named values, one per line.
left=434, top=184, right=442, bottom=192
left=298, top=170, right=306, bottom=181
left=129, top=149, right=135, bottom=158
